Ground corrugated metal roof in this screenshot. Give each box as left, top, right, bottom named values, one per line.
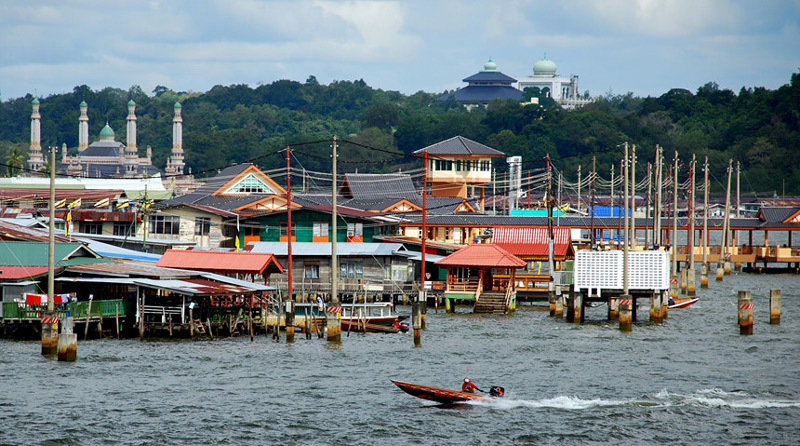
left=413, top=136, right=505, bottom=157
left=247, top=242, right=406, bottom=257
left=0, top=241, right=98, bottom=267
left=339, top=174, right=417, bottom=200
left=435, top=244, right=526, bottom=268
left=462, top=71, right=518, bottom=83
left=492, top=226, right=572, bottom=257
left=66, top=261, right=196, bottom=279
left=0, top=266, right=52, bottom=280
left=156, top=249, right=283, bottom=274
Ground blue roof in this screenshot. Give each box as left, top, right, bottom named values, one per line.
left=463, top=71, right=517, bottom=83
left=439, top=86, right=522, bottom=103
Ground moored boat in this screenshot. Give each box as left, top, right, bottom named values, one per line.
left=391, top=380, right=504, bottom=404
left=669, top=297, right=700, bottom=309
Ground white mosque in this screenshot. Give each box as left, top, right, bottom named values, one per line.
left=517, top=54, right=592, bottom=108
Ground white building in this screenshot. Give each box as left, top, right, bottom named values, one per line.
left=517, top=54, right=592, bottom=108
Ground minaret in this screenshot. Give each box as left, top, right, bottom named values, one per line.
left=27, top=98, right=44, bottom=172
left=125, top=99, right=138, bottom=176
left=78, top=100, right=89, bottom=152
left=167, top=101, right=185, bottom=175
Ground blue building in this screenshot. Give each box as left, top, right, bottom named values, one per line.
left=439, top=59, right=522, bottom=105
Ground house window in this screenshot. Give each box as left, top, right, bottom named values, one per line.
left=313, top=222, right=329, bottom=242
left=434, top=159, right=452, bottom=171
left=195, top=217, right=211, bottom=235
left=480, top=160, right=491, bottom=171
left=347, top=223, right=363, bottom=242
left=113, top=222, right=136, bottom=236
left=304, top=262, right=320, bottom=279
left=149, top=215, right=180, bottom=234
left=455, top=160, right=463, bottom=171
left=78, top=222, right=102, bottom=234
left=340, top=262, right=363, bottom=279
left=280, top=222, right=296, bottom=237
left=229, top=174, right=270, bottom=193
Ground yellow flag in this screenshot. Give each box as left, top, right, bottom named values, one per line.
left=235, top=233, right=241, bottom=252
left=65, top=210, right=71, bottom=236
left=116, top=200, right=129, bottom=209
left=54, top=199, right=66, bottom=208
left=68, top=198, right=81, bottom=209
left=94, top=198, right=110, bottom=208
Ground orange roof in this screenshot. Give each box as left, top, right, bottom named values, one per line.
left=0, top=266, right=51, bottom=280
left=435, top=244, right=525, bottom=268
left=156, top=250, right=283, bottom=275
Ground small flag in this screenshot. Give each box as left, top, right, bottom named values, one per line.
left=235, top=232, right=241, bottom=252
left=65, top=210, right=71, bottom=237
left=68, top=198, right=81, bottom=209
left=94, top=198, right=110, bottom=208
left=54, top=199, right=66, bottom=208
left=168, top=178, right=176, bottom=189
left=116, top=200, right=129, bottom=209
left=140, top=200, right=153, bottom=210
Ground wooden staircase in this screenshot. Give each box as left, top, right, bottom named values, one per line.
left=473, top=291, right=508, bottom=314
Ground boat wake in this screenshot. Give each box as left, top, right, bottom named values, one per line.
left=466, top=388, right=800, bottom=410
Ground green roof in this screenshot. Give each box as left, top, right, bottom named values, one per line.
left=99, top=124, right=115, bottom=138
left=0, top=242, right=99, bottom=267
left=32, top=98, right=39, bottom=105
left=80, top=100, right=87, bottom=107
left=128, top=99, right=136, bottom=106
left=174, top=102, right=182, bottom=109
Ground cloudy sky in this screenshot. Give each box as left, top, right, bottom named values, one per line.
left=1, top=0, right=798, bottom=101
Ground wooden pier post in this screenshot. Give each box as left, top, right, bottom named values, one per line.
left=554, top=293, right=564, bottom=318
left=189, top=306, right=194, bottom=337
left=115, top=303, right=120, bottom=340
left=573, top=292, right=583, bottom=324
left=565, top=292, right=575, bottom=323
left=548, top=292, right=556, bottom=316
left=770, top=289, right=781, bottom=325
left=608, top=296, right=619, bottom=321
left=738, top=290, right=753, bottom=335
left=84, top=296, right=93, bottom=341
left=619, top=295, right=632, bottom=332
left=687, top=268, right=696, bottom=296
left=412, top=299, right=422, bottom=347
left=700, top=263, right=709, bottom=288
left=420, top=299, right=427, bottom=330
left=57, top=317, right=77, bottom=362
left=286, top=301, right=295, bottom=344
left=327, top=310, right=341, bottom=343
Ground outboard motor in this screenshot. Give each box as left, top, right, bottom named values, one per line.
left=489, top=386, right=505, bottom=397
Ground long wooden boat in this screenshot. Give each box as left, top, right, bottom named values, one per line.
left=391, top=380, right=503, bottom=404
left=669, top=297, right=699, bottom=309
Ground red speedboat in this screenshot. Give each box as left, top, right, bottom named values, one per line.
left=391, top=380, right=504, bottom=404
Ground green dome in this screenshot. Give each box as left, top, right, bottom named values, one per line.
left=31, top=98, right=39, bottom=105
left=174, top=101, right=182, bottom=109
left=483, top=58, right=497, bottom=71
left=99, top=124, right=115, bottom=138
left=128, top=99, right=136, bottom=106
left=80, top=100, right=87, bottom=107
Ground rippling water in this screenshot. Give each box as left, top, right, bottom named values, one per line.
left=2, top=271, right=798, bottom=445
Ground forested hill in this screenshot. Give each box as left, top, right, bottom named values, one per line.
left=1, top=72, right=799, bottom=194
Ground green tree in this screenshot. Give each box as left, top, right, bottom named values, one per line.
left=5, top=146, right=25, bottom=176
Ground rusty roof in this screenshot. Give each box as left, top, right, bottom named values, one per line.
left=492, top=226, right=574, bottom=258
left=156, top=249, right=283, bottom=274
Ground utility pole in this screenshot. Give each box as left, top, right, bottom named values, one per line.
left=701, top=156, right=710, bottom=287
left=671, top=151, right=679, bottom=287
left=331, top=135, right=339, bottom=305
left=623, top=143, right=629, bottom=294
left=590, top=156, right=596, bottom=249
left=645, top=162, right=652, bottom=249
left=42, top=146, right=58, bottom=356
left=415, top=149, right=428, bottom=347
left=610, top=164, right=615, bottom=246
left=630, top=145, right=637, bottom=249
left=687, top=154, right=696, bottom=295
left=577, top=164, right=582, bottom=214
left=653, top=145, right=662, bottom=246
left=285, top=145, right=295, bottom=343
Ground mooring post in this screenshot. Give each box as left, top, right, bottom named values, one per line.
left=687, top=268, right=696, bottom=296
left=327, top=309, right=341, bottom=343
left=115, top=303, right=120, bottom=340
left=420, top=298, right=427, bottom=330
left=412, top=298, right=422, bottom=347
left=738, top=290, right=753, bottom=335
left=661, top=291, right=669, bottom=320
left=565, top=291, right=575, bottom=323
left=84, top=295, right=93, bottom=341
left=770, top=289, right=781, bottom=325
left=554, top=292, right=564, bottom=319
left=189, top=306, right=194, bottom=338
left=285, top=300, right=295, bottom=343
left=716, top=263, right=724, bottom=282
left=573, top=292, right=583, bottom=324
left=548, top=292, right=556, bottom=316
left=669, top=275, right=679, bottom=300
left=650, top=292, right=662, bottom=323
left=680, top=268, right=688, bottom=294
left=700, top=263, right=709, bottom=288
left=619, top=295, right=632, bottom=332
left=608, top=296, right=619, bottom=321
left=57, top=317, right=77, bottom=362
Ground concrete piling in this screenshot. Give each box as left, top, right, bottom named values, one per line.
left=285, top=301, right=295, bottom=343
left=548, top=292, right=556, bottom=316
left=57, top=317, right=77, bottom=362
left=573, top=292, right=583, bottom=324
left=41, top=313, right=58, bottom=357
left=716, top=262, right=724, bottom=282
left=669, top=275, right=679, bottom=299
left=661, top=291, right=669, bottom=320
left=326, top=311, right=341, bottom=343
left=608, top=296, right=619, bottom=321
left=770, top=289, right=781, bottom=325
left=687, top=269, right=696, bottom=296
left=565, top=292, right=575, bottom=323
left=680, top=268, right=688, bottom=294
left=738, top=290, right=753, bottom=335
left=619, top=295, right=632, bottom=332
left=554, top=294, right=564, bottom=318
left=650, top=293, right=662, bottom=323
left=724, top=261, right=732, bottom=275
left=700, top=263, right=709, bottom=288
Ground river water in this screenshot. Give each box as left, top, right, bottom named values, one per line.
left=1, top=271, right=798, bottom=445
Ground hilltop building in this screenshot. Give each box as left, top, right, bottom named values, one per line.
left=438, top=59, right=522, bottom=106
left=517, top=54, right=591, bottom=108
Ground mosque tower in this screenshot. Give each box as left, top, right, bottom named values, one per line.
left=78, top=101, right=89, bottom=152
left=27, top=98, right=45, bottom=172
left=165, top=101, right=185, bottom=176
left=124, top=99, right=138, bottom=176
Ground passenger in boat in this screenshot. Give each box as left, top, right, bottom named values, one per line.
left=462, top=378, right=482, bottom=393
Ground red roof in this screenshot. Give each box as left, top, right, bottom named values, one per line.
left=0, top=266, right=51, bottom=280
left=156, top=250, right=283, bottom=275
left=492, top=226, right=573, bottom=258
left=435, top=244, right=525, bottom=268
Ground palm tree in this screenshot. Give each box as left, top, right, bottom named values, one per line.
left=5, top=146, right=25, bottom=177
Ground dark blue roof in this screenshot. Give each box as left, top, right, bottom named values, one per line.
left=463, top=71, right=517, bottom=83
left=438, top=85, right=522, bottom=103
